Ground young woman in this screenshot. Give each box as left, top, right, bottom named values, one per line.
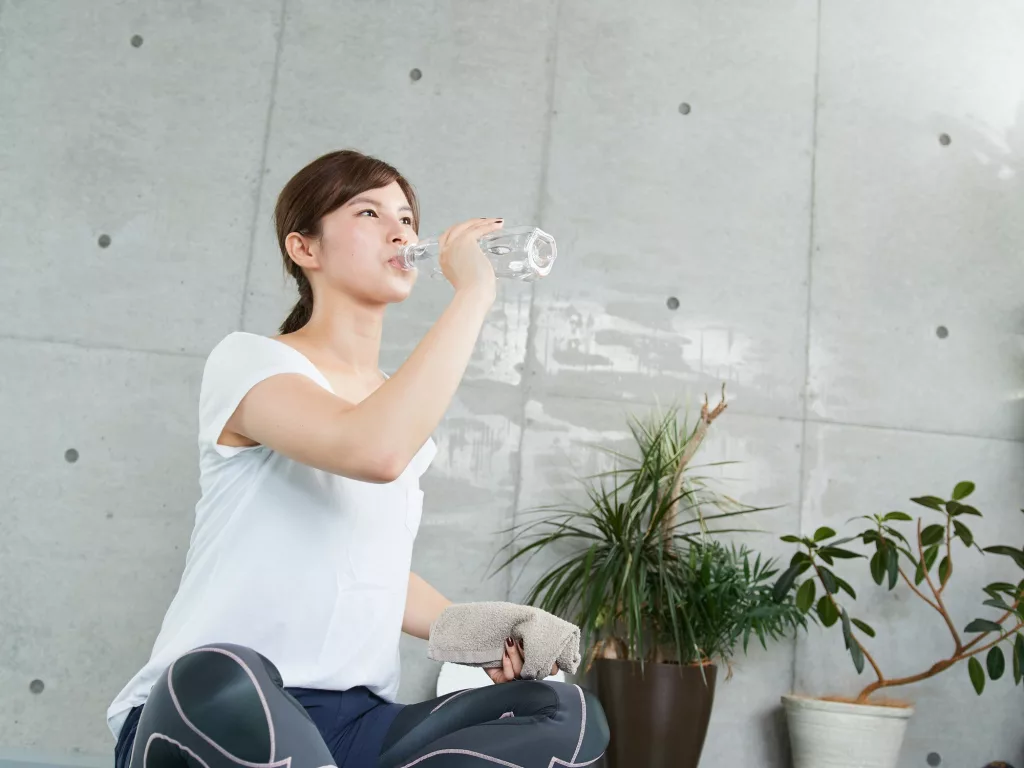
left=107, top=150, right=608, bottom=768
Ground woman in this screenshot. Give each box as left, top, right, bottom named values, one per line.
left=107, top=150, right=608, bottom=768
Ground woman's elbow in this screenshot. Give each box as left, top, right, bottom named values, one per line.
left=342, top=449, right=406, bottom=484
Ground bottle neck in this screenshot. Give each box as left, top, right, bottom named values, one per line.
left=396, top=239, right=440, bottom=268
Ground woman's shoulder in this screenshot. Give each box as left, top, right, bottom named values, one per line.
left=205, top=331, right=297, bottom=363
left=201, top=332, right=297, bottom=381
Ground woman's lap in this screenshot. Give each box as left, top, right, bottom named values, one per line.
left=113, top=643, right=607, bottom=768
left=288, top=687, right=403, bottom=767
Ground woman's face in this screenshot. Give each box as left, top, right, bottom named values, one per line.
left=309, top=180, right=420, bottom=305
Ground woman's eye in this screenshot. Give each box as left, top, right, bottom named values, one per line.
left=358, top=209, right=378, bottom=218
left=401, top=217, right=413, bottom=225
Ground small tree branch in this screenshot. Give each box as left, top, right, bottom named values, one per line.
left=962, top=597, right=1022, bottom=652
left=857, top=618, right=1024, bottom=702
left=898, top=567, right=941, bottom=612
left=961, top=620, right=1024, bottom=660
left=917, top=518, right=963, bottom=653
left=858, top=659, right=954, bottom=701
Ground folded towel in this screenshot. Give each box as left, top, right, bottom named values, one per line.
left=427, top=601, right=581, bottom=680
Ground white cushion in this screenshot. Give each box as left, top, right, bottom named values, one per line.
left=435, top=662, right=567, bottom=696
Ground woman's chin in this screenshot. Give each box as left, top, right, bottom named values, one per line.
left=383, top=274, right=417, bottom=303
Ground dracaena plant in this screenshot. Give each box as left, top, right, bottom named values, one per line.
left=494, top=389, right=806, bottom=670
left=773, top=481, right=1024, bottom=703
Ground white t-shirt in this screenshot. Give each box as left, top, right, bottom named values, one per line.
left=106, top=331, right=436, bottom=739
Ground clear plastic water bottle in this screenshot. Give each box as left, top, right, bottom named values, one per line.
left=392, top=225, right=557, bottom=281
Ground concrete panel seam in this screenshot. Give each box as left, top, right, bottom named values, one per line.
left=239, top=0, right=289, bottom=330
left=792, top=0, right=824, bottom=695
left=0, top=333, right=207, bottom=360
left=507, top=0, right=564, bottom=601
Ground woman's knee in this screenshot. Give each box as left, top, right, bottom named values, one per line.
left=580, top=688, right=610, bottom=750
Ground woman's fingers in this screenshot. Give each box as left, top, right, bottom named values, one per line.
left=502, top=639, right=516, bottom=681
left=508, top=638, right=524, bottom=679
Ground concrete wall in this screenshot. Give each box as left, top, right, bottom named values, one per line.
left=1, top=0, right=1022, bottom=766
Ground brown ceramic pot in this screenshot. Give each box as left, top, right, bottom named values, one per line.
left=590, top=658, right=717, bottom=768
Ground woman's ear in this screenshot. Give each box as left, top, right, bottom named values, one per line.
left=285, top=232, right=319, bottom=270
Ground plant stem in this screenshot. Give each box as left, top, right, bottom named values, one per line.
left=898, top=567, right=941, bottom=612
left=811, top=558, right=885, bottom=683
left=961, top=620, right=1024, bottom=659
left=962, top=597, right=1022, bottom=653
left=917, top=518, right=963, bottom=653
left=856, top=618, right=1024, bottom=702
left=662, top=384, right=727, bottom=544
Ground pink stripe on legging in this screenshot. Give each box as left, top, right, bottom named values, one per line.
left=166, top=646, right=290, bottom=768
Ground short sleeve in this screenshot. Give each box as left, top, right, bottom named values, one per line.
left=198, top=332, right=331, bottom=459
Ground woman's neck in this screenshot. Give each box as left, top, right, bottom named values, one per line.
left=289, top=296, right=386, bottom=379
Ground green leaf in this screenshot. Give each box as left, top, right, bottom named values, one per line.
left=911, top=496, right=945, bottom=511
left=870, top=551, right=885, bottom=585
left=923, top=545, right=939, bottom=572
left=952, top=481, right=975, bottom=500
left=780, top=535, right=803, bottom=544
left=957, top=505, right=982, bottom=517
left=914, top=558, right=926, bottom=586
left=851, top=618, right=876, bottom=638
left=849, top=635, right=865, bottom=673
left=968, top=656, right=985, bottom=694
left=819, top=547, right=863, bottom=560
left=952, top=520, right=974, bottom=547
left=983, top=597, right=1012, bottom=611
left=813, top=526, right=836, bottom=542
left=840, top=609, right=865, bottom=673
left=984, top=582, right=1018, bottom=599
left=983, top=546, right=1024, bottom=571
left=835, top=576, right=857, bottom=600
left=818, top=567, right=838, bottom=595
left=862, top=530, right=880, bottom=545
left=938, top=556, right=951, bottom=587
left=796, top=579, right=816, bottom=613
left=964, top=618, right=1003, bottom=633
left=920, top=524, right=945, bottom=547
left=1014, top=635, right=1023, bottom=686
left=773, top=562, right=804, bottom=602
left=817, top=596, right=839, bottom=627
left=884, top=511, right=913, bottom=522
left=886, top=546, right=899, bottom=590
left=987, top=646, right=1005, bottom=680
left=945, top=500, right=963, bottom=517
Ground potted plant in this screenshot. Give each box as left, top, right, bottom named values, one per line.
left=494, top=391, right=806, bottom=768
left=773, top=483, right=1024, bottom=768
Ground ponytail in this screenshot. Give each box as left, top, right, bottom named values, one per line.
left=278, top=270, right=314, bottom=334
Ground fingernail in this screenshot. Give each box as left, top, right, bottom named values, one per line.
left=506, top=637, right=514, bottom=647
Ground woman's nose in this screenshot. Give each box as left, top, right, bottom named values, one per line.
left=390, top=226, right=413, bottom=247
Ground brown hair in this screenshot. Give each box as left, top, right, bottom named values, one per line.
left=274, top=149, right=420, bottom=334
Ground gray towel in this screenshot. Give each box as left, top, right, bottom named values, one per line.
left=427, top=601, right=581, bottom=680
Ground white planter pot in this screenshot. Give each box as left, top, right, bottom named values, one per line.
left=782, top=694, right=914, bottom=768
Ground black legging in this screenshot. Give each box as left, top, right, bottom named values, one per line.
left=124, top=643, right=609, bottom=768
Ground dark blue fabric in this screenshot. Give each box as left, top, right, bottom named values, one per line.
left=113, top=687, right=403, bottom=768
left=287, top=687, right=403, bottom=768
left=113, top=704, right=142, bottom=768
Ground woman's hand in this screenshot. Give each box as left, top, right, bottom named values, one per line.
left=485, top=637, right=560, bottom=684
left=437, top=218, right=502, bottom=299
